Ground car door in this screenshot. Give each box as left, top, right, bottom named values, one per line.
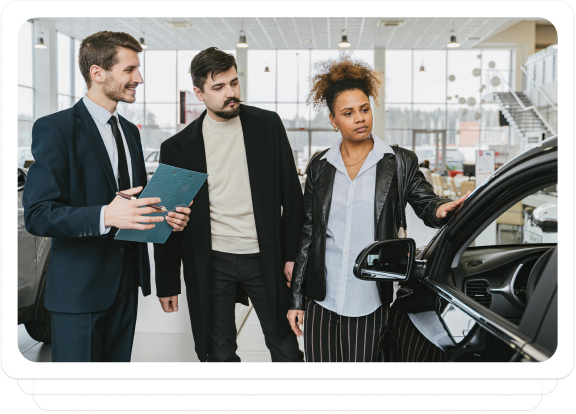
left=395, top=138, right=557, bottom=362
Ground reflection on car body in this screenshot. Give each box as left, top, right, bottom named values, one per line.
left=355, top=137, right=558, bottom=362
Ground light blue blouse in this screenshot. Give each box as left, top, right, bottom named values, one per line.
left=315, top=135, right=394, bottom=317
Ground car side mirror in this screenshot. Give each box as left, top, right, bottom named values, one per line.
left=353, top=238, right=417, bottom=282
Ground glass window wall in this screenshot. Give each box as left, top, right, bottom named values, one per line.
left=18, top=21, right=34, bottom=167
left=20, top=23, right=513, bottom=173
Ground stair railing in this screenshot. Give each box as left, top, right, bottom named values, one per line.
left=491, top=67, right=557, bottom=136
left=520, top=65, right=557, bottom=111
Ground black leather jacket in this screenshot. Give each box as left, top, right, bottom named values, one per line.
left=289, top=145, right=452, bottom=311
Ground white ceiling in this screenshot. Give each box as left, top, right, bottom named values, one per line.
left=49, top=17, right=547, bottom=51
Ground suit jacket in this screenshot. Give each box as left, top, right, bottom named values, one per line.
left=153, top=105, right=303, bottom=361
left=23, top=99, right=151, bottom=313
left=289, top=145, right=452, bottom=311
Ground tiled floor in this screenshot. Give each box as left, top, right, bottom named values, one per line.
left=236, top=306, right=306, bottom=362
left=18, top=204, right=436, bottom=363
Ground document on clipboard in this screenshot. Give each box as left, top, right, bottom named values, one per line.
left=115, top=163, right=208, bottom=244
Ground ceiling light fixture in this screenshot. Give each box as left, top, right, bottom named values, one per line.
left=34, top=20, right=46, bottom=49
left=419, top=52, right=425, bottom=73
left=237, top=29, right=248, bottom=48
left=338, top=29, right=351, bottom=48
left=447, top=19, right=460, bottom=48
left=139, top=20, right=147, bottom=50
left=34, top=37, right=47, bottom=49
left=447, top=35, right=460, bottom=48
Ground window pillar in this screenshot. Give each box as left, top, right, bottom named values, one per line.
left=33, top=19, right=58, bottom=118
left=236, top=46, right=248, bottom=101
left=373, top=47, right=386, bottom=142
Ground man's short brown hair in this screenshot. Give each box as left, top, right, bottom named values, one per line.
left=190, top=47, right=237, bottom=92
left=79, top=31, right=143, bottom=89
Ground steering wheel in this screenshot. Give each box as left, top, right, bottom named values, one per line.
left=525, top=247, right=555, bottom=303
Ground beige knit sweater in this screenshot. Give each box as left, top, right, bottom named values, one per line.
left=202, top=114, right=259, bottom=254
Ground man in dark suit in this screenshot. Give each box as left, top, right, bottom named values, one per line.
left=23, top=31, right=191, bottom=362
left=154, top=47, right=304, bottom=362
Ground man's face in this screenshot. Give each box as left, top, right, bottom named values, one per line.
left=101, top=47, right=143, bottom=103
left=194, top=66, right=241, bottom=120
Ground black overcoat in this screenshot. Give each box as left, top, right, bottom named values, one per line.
left=153, top=105, right=303, bottom=361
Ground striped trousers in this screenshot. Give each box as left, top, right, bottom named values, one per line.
left=388, top=299, right=449, bottom=362
left=304, top=298, right=388, bottom=362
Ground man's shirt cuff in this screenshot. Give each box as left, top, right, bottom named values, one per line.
left=100, top=206, right=111, bottom=235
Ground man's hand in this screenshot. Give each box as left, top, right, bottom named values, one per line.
left=287, top=309, right=304, bottom=337
left=159, top=295, right=179, bottom=312
left=167, top=201, right=193, bottom=232
left=104, top=186, right=165, bottom=230
left=284, top=261, right=294, bottom=288
left=436, top=191, right=472, bottom=219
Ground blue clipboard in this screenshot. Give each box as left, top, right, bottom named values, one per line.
left=115, top=163, right=208, bottom=244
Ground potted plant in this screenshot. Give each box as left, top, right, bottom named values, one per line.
left=446, top=164, right=460, bottom=178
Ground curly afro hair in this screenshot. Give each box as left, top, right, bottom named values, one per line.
left=307, top=53, right=383, bottom=115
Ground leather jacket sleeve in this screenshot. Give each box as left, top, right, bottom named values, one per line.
left=402, top=150, right=453, bottom=228
left=288, top=155, right=317, bottom=310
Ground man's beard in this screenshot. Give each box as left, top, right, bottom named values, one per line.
left=209, top=97, right=242, bottom=119
left=103, top=76, right=137, bottom=103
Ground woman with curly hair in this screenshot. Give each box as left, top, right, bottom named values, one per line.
left=286, top=55, right=469, bottom=362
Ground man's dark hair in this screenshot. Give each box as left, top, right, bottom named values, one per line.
left=79, top=31, right=143, bottom=89
left=190, top=47, right=237, bottom=92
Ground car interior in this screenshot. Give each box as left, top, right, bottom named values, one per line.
left=439, top=177, right=558, bottom=360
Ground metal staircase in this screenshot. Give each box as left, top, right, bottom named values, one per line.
left=494, top=92, right=552, bottom=138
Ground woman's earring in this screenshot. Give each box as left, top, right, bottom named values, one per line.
left=333, top=125, right=339, bottom=132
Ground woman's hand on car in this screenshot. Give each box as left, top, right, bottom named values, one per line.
left=287, top=309, right=305, bottom=337
left=436, top=191, right=471, bottom=218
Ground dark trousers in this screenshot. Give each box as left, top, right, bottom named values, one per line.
left=389, top=300, right=449, bottom=362
left=304, top=298, right=389, bottom=362
left=51, top=245, right=138, bottom=362
left=207, top=250, right=304, bottom=362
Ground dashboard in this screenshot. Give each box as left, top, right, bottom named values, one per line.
left=451, top=244, right=555, bottom=320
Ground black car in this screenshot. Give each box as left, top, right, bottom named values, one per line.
left=354, top=137, right=558, bottom=362
left=18, top=167, right=52, bottom=343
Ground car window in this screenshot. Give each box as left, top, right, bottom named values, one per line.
left=472, top=184, right=557, bottom=247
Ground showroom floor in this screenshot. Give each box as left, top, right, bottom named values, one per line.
left=18, top=204, right=437, bottom=363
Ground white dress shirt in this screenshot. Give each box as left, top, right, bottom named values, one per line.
left=82, top=95, right=134, bottom=235
left=315, top=134, right=394, bottom=317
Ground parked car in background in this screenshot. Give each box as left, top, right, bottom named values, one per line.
left=355, top=137, right=558, bottom=362
left=145, top=150, right=160, bottom=181
left=415, top=147, right=465, bottom=173
left=18, top=147, right=34, bottom=168
left=143, top=147, right=157, bottom=160
left=18, top=167, right=52, bottom=343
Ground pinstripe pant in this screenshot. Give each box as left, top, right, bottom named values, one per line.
left=304, top=298, right=388, bottom=362
left=389, top=299, right=449, bottom=362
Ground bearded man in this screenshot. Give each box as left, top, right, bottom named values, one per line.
left=153, top=47, right=304, bottom=362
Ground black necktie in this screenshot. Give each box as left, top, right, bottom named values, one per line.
left=108, top=115, right=131, bottom=191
